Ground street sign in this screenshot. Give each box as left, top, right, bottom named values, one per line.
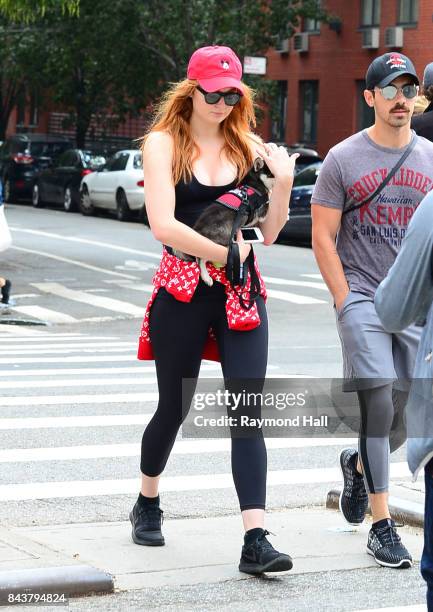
left=243, top=56, right=267, bottom=75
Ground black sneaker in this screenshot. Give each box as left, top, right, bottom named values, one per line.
left=339, top=448, right=368, bottom=525
left=239, top=528, right=293, bottom=575
left=129, top=499, right=165, bottom=546
left=367, top=518, right=412, bottom=568
left=1, top=280, right=11, bottom=304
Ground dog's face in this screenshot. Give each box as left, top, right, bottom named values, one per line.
left=241, top=157, right=274, bottom=226
left=252, top=156, right=275, bottom=193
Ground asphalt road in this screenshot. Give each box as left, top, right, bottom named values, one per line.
left=0, top=203, right=426, bottom=611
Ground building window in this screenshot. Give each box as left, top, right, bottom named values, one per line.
left=360, top=0, right=381, bottom=26
left=304, top=0, right=321, bottom=32
left=299, top=81, right=319, bottom=145
left=29, top=91, right=38, bottom=126
left=357, top=80, right=375, bottom=130
left=398, top=0, right=418, bottom=24
left=16, top=88, right=26, bottom=126
left=271, top=81, right=287, bottom=142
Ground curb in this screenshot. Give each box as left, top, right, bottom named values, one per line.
left=326, top=488, right=424, bottom=528
left=0, top=564, right=114, bottom=603
left=0, top=317, right=49, bottom=326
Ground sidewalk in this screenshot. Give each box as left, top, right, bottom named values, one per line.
left=0, top=486, right=426, bottom=600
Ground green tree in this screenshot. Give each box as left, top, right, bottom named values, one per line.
left=0, top=0, right=78, bottom=22
left=0, top=0, right=331, bottom=146
left=0, top=17, right=46, bottom=138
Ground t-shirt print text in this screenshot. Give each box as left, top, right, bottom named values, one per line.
left=346, top=166, right=433, bottom=247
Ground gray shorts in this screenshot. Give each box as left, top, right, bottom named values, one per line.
left=335, top=290, right=421, bottom=392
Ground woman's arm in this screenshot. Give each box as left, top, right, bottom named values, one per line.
left=143, top=131, right=239, bottom=264
left=248, top=137, right=299, bottom=245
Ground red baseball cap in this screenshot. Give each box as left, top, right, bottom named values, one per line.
left=187, top=45, right=244, bottom=93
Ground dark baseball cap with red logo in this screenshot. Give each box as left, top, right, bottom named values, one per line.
left=366, top=52, right=419, bottom=89
left=187, top=45, right=244, bottom=93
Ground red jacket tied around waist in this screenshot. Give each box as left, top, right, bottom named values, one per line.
left=137, top=247, right=267, bottom=362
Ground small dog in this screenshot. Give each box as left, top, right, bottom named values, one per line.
left=173, top=158, right=274, bottom=285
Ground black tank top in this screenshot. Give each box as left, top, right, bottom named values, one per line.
left=174, top=174, right=238, bottom=228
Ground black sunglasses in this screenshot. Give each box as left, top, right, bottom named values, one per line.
left=197, top=85, right=242, bottom=106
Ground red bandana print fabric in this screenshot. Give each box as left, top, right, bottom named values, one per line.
left=137, top=248, right=267, bottom=362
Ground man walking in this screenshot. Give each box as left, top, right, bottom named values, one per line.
left=411, top=62, right=433, bottom=141
left=311, top=52, right=433, bottom=568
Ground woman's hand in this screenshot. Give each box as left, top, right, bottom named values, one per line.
left=236, top=230, right=252, bottom=263
left=256, top=142, right=299, bottom=184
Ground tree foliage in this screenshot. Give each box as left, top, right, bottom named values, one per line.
left=0, top=0, right=78, bottom=22
left=0, top=0, right=331, bottom=145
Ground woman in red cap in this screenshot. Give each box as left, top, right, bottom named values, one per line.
left=130, top=45, right=298, bottom=575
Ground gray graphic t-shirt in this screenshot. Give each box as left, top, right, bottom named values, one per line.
left=312, top=129, right=433, bottom=298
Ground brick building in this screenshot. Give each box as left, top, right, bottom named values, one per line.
left=5, top=0, right=432, bottom=155
left=264, top=0, right=433, bottom=157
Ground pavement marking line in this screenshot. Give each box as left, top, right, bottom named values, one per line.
left=1, top=346, right=137, bottom=356
left=9, top=227, right=162, bottom=259
left=0, top=462, right=411, bottom=501
left=352, top=606, right=426, bottom=612
left=0, top=364, right=217, bottom=377
left=10, top=246, right=138, bottom=280
left=9, top=305, right=77, bottom=324
left=0, top=414, right=153, bottom=429
left=0, top=377, right=158, bottom=389
left=0, top=392, right=159, bottom=406
left=0, top=341, right=136, bottom=352
left=0, top=335, right=120, bottom=343
left=0, top=438, right=360, bottom=462
left=32, top=282, right=144, bottom=317
left=301, top=273, right=323, bottom=280
left=265, top=288, right=326, bottom=304
left=262, top=276, right=328, bottom=290
left=0, top=327, right=50, bottom=337
left=103, top=280, right=155, bottom=293
left=0, top=355, right=140, bottom=364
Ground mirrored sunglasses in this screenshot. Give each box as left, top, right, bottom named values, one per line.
left=378, top=84, right=419, bottom=100
left=197, top=85, right=242, bottom=106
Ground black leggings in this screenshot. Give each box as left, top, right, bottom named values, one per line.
left=140, top=280, right=268, bottom=511
left=357, top=384, right=407, bottom=494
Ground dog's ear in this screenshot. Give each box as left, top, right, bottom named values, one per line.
left=253, top=157, right=265, bottom=172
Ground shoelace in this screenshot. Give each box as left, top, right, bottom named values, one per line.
left=137, top=505, right=164, bottom=525
left=257, top=529, right=275, bottom=552
left=375, top=523, right=400, bottom=547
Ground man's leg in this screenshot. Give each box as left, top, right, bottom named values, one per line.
left=355, top=384, right=412, bottom=568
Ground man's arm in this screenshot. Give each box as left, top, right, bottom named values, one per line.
left=311, top=204, right=349, bottom=310
left=375, top=192, right=433, bottom=332
left=310, top=150, right=349, bottom=310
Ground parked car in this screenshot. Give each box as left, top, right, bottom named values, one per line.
left=0, top=134, right=72, bottom=202
left=276, top=143, right=322, bottom=174
left=32, top=149, right=106, bottom=212
left=277, top=161, right=322, bottom=244
left=79, top=149, right=144, bottom=221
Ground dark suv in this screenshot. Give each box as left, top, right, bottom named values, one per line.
left=0, top=134, right=72, bottom=202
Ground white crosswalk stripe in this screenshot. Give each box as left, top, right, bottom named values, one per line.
left=3, top=271, right=331, bottom=325
left=0, top=327, right=412, bottom=510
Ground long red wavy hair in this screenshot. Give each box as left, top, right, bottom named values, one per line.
left=141, top=79, right=258, bottom=184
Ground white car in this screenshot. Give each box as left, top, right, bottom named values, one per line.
left=79, top=149, right=144, bottom=221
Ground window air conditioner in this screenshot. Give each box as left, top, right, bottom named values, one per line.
left=385, top=27, right=404, bottom=48
left=275, top=38, right=290, bottom=54
left=293, top=33, right=309, bottom=53
left=362, top=28, right=380, bottom=49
